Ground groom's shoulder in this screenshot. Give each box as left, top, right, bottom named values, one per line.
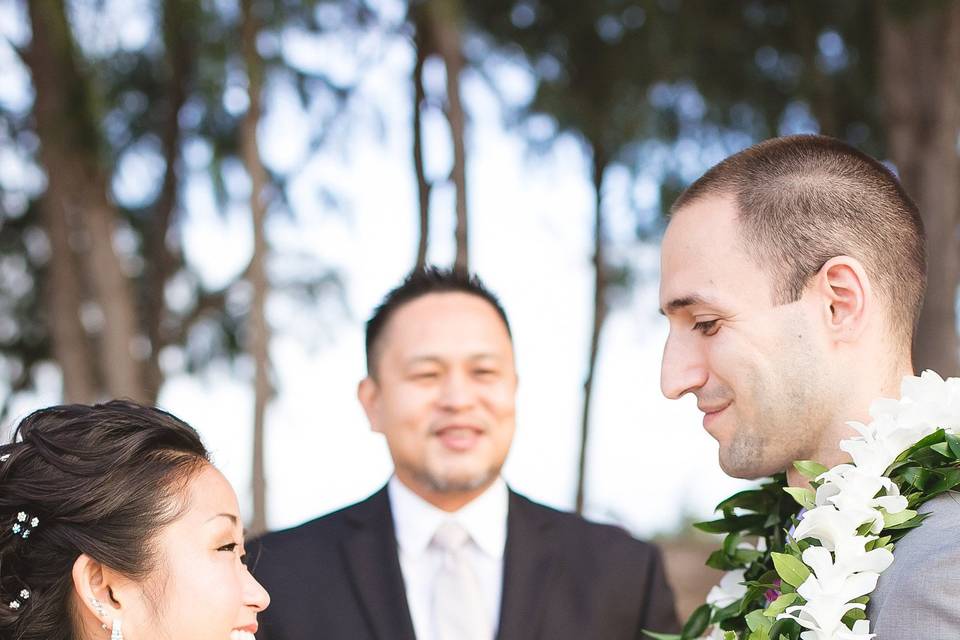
left=869, top=492, right=960, bottom=637
left=890, top=491, right=960, bottom=557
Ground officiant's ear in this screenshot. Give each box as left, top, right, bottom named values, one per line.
left=357, top=376, right=382, bottom=433
left=813, top=255, right=872, bottom=343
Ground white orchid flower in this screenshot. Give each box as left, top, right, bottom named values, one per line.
left=840, top=415, right=925, bottom=477
left=835, top=619, right=876, bottom=640
left=815, top=466, right=907, bottom=532
left=796, top=619, right=875, bottom=640
left=891, top=370, right=960, bottom=434
left=777, top=538, right=891, bottom=638
left=706, top=569, right=747, bottom=608
left=780, top=599, right=866, bottom=639
left=700, top=625, right=731, bottom=640
left=803, top=540, right=893, bottom=593
left=793, top=505, right=876, bottom=551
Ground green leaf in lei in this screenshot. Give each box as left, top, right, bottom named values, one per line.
left=770, top=553, right=810, bottom=589
left=792, top=460, right=828, bottom=481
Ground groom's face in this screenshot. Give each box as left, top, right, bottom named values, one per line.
left=659, top=194, right=834, bottom=479
left=358, top=292, right=518, bottom=508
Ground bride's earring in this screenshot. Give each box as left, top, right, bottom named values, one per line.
left=89, top=597, right=106, bottom=618
left=111, top=618, right=123, bottom=640
left=89, top=598, right=112, bottom=632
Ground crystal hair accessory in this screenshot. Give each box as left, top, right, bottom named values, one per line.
left=0, top=454, right=9, bottom=462
left=11, top=512, right=39, bottom=539
left=8, top=588, right=29, bottom=610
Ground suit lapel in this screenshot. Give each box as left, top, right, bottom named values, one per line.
left=495, top=491, right=560, bottom=640
left=342, top=486, right=417, bottom=640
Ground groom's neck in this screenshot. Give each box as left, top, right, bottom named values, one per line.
left=786, top=359, right=914, bottom=488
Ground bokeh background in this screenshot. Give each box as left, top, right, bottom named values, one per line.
left=2, top=0, right=959, bottom=615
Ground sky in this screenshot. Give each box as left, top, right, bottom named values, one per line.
left=0, top=0, right=751, bottom=538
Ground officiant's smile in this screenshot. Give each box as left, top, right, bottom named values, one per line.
left=359, top=290, right=518, bottom=512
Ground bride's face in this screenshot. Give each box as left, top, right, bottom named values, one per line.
left=124, top=465, right=269, bottom=640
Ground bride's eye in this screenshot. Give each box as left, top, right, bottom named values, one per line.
left=218, top=542, right=238, bottom=553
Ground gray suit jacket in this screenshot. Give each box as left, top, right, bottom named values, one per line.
left=868, top=491, right=960, bottom=639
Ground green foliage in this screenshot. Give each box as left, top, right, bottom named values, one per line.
left=770, top=552, right=809, bottom=589
left=783, top=487, right=815, bottom=510
left=792, top=460, right=828, bottom=480
left=0, top=0, right=359, bottom=403
left=681, top=603, right=712, bottom=639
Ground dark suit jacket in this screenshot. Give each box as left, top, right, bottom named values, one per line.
left=251, top=486, right=679, bottom=640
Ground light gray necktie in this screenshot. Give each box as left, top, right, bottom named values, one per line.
left=431, top=520, right=492, bottom=640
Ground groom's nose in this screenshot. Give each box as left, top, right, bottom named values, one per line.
left=660, top=331, right=708, bottom=400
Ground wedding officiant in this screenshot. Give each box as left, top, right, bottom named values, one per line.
left=252, top=267, right=679, bottom=640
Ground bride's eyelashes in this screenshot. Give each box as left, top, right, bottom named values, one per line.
left=217, top=542, right=250, bottom=565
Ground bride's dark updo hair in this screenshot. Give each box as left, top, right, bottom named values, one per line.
left=0, top=400, right=210, bottom=639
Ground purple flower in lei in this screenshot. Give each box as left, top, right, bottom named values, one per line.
left=763, top=579, right=782, bottom=605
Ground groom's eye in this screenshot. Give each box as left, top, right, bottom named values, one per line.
left=692, top=320, right=719, bottom=336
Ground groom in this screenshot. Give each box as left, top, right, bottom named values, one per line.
left=658, top=134, right=960, bottom=637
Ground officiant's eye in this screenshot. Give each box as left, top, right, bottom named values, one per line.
left=692, top=320, right=719, bottom=336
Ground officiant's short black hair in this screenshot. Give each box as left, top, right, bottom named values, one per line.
left=365, top=266, right=512, bottom=377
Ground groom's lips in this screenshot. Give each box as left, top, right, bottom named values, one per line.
left=700, top=402, right=731, bottom=433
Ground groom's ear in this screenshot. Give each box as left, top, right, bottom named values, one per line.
left=813, top=255, right=872, bottom=343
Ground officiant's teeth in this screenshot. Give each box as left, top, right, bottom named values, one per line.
left=230, top=630, right=256, bottom=640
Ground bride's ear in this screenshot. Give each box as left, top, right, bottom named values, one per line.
left=72, top=553, right=129, bottom=630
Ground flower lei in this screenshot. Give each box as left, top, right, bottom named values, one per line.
left=648, top=371, right=960, bottom=640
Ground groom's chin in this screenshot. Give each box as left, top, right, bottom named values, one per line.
left=718, top=452, right=775, bottom=480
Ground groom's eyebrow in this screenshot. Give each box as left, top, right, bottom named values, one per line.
left=659, top=294, right=712, bottom=315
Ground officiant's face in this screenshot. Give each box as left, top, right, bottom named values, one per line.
left=659, top=194, right=834, bottom=479
left=359, top=292, right=518, bottom=509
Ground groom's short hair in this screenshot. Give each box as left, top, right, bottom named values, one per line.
left=671, top=134, right=926, bottom=348
left=364, top=266, right=512, bottom=377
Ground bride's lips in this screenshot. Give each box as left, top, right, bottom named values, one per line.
left=231, top=625, right=258, bottom=640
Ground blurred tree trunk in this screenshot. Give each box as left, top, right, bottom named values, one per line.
left=879, top=2, right=960, bottom=377
left=37, top=188, right=96, bottom=402
left=412, top=20, right=431, bottom=271
left=575, top=144, right=609, bottom=515
left=144, top=0, right=195, bottom=403
left=26, top=0, right=145, bottom=402
left=242, top=0, right=273, bottom=537
left=419, top=0, right=469, bottom=276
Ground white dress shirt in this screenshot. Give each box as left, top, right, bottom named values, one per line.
left=388, top=475, right=508, bottom=640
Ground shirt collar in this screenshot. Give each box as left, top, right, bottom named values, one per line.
left=389, top=475, right=508, bottom=560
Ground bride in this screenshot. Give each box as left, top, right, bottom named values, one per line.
left=0, top=400, right=269, bottom=639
